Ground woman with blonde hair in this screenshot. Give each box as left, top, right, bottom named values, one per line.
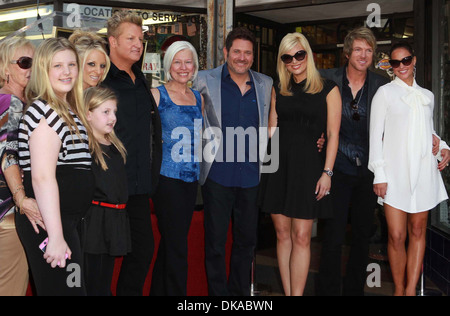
left=69, top=30, right=110, bottom=89
left=258, top=32, right=342, bottom=296
left=16, top=37, right=94, bottom=296
left=0, top=36, right=40, bottom=296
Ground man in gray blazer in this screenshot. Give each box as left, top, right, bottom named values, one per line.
left=193, top=27, right=273, bottom=296
left=317, top=27, right=389, bottom=296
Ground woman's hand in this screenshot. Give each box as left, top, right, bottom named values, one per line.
left=432, top=134, right=440, bottom=156
left=21, top=197, right=45, bottom=233
left=373, top=183, right=387, bottom=199
left=315, top=173, right=331, bottom=201
left=43, top=237, right=71, bottom=269
left=438, top=149, right=450, bottom=171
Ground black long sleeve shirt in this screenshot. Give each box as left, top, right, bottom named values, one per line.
left=102, top=62, right=157, bottom=195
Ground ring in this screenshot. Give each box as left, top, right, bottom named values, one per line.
left=326, top=191, right=330, bottom=195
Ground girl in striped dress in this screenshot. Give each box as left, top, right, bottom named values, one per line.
left=16, top=38, right=94, bottom=296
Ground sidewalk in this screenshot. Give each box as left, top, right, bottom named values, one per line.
left=253, top=214, right=444, bottom=296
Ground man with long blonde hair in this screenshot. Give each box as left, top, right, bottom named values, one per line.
left=317, top=27, right=389, bottom=296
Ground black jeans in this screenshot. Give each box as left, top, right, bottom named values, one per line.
left=15, top=167, right=94, bottom=296
left=150, top=176, right=198, bottom=296
left=84, top=253, right=116, bottom=296
left=116, top=194, right=154, bottom=296
left=317, top=170, right=377, bottom=296
left=16, top=213, right=87, bottom=296
left=202, top=178, right=259, bottom=296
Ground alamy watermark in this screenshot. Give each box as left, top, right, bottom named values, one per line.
left=66, top=3, right=81, bottom=28
left=66, top=263, right=81, bottom=288
left=366, top=3, right=382, bottom=28
left=170, top=120, right=279, bottom=174
left=366, top=263, right=382, bottom=288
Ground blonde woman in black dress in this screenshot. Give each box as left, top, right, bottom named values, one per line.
left=259, top=32, right=341, bottom=296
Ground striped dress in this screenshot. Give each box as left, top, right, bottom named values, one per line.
left=18, top=99, right=91, bottom=171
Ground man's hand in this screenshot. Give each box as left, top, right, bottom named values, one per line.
left=317, top=133, right=325, bottom=152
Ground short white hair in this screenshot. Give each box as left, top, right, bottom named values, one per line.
left=163, top=41, right=199, bottom=82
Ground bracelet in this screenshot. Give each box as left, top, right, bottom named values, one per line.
left=18, top=195, right=28, bottom=215
left=12, top=185, right=25, bottom=203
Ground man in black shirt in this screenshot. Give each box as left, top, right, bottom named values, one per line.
left=103, top=11, right=161, bottom=296
left=317, top=27, right=389, bottom=296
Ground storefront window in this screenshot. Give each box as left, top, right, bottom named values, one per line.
left=60, top=4, right=207, bottom=88
left=0, top=5, right=55, bottom=46
left=432, top=0, right=450, bottom=234
left=0, top=4, right=206, bottom=89
left=294, top=17, right=414, bottom=70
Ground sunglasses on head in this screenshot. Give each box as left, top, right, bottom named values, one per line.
left=389, top=56, right=413, bottom=69
left=10, top=56, right=33, bottom=69
left=280, top=50, right=307, bottom=64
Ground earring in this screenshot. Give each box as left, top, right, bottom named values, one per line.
left=413, top=66, right=417, bottom=79
left=6, top=74, right=9, bottom=84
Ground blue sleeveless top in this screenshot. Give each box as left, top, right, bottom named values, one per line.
left=158, top=85, right=203, bottom=182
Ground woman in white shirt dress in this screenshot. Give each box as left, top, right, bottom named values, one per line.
left=369, top=42, right=450, bottom=296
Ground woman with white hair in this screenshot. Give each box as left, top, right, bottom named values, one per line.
left=149, top=40, right=203, bottom=296
left=258, top=32, right=342, bottom=296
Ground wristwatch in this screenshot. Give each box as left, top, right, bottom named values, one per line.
left=323, top=169, right=333, bottom=177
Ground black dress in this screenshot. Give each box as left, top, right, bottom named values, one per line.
left=83, top=144, right=131, bottom=256
left=258, top=78, right=337, bottom=219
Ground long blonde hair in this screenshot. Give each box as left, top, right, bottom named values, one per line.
left=277, top=32, right=323, bottom=96
left=25, top=37, right=87, bottom=139
left=68, top=30, right=110, bottom=85
left=83, top=86, right=126, bottom=171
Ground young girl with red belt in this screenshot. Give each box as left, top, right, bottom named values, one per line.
left=82, top=86, right=131, bottom=296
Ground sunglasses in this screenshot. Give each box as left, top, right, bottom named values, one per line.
left=280, top=50, right=307, bottom=64
left=389, top=56, right=413, bottom=69
left=350, top=85, right=365, bottom=121
left=10, top=56, right=33, bottom=69
left=350, top=99, right=360, bottom=121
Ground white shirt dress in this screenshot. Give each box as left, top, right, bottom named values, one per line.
left=369, top=77, right=449, bottom=213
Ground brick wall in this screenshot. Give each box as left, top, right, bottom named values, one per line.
left=425, top=227, right=450, bottom=296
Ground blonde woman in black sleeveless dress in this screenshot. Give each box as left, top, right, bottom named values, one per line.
left=259, top=32, right=341, bottom=296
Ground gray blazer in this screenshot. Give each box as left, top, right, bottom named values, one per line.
left=193, top=64, right=273, bottom=185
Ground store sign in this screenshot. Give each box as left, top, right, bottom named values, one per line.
left=77, top=5, right=113, bottom=19
left=63, top=4, right=194, bottom=23
left=143, top=53, right=160, bottom=74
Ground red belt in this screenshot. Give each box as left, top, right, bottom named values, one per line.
left=92, top=200, right=126, bottom=210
